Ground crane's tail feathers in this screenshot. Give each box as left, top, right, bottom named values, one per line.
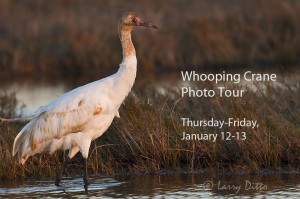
left=0, top=116, right=35, bottom=123
left=12, top=123, right=32, bottom=162
left=12, top=119, right=42, bottom=164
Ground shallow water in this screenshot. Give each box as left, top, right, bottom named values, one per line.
left=1, top=172, right=300, bottom=198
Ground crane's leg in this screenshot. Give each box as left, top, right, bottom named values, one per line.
left=55, top=154, right=70, bottom=186
left=83, top=157, right=90, bottom=185
left=78, top=137, right=91, bottom=186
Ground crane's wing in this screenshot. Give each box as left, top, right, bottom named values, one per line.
left=13, top=78, right=115, bottom=155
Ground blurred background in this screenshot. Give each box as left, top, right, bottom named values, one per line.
left=0, top=0, right=299, bottom=114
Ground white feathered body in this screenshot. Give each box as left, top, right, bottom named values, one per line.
left=13, top=56, right=137, bottom=164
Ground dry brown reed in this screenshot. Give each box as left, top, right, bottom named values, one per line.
left=0, top=80, right=299, bottom=179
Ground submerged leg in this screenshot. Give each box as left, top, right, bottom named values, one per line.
left=55, top=154, right=70, bottom=186
left=83, top=157, right=90, bottom=185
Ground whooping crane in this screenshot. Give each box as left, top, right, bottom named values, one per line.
left=0, top=12, right=158, bottom=186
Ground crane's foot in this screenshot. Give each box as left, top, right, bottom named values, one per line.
left=55, top=178, right=61, bottom=186
left=55, top=168, right=63, bottom=186
left=83, top=177, right=90, bottom=186
left=84, top=184, right=89, bottom=194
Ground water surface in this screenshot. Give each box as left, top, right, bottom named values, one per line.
left=1, top=172, right=300, bottom=198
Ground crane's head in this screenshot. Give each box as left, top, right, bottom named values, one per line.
left=119, top=12, right=158, bottom=31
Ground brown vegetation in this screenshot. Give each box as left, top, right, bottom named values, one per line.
left=0, top=0, right=299, bottom=77
left=0, top=80, right=299, bottom=179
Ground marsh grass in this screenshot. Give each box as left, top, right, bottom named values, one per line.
left=0, top=81, right=299, bottom=179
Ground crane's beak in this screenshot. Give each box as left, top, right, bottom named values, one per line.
left=140, top=21, right=159, bottom=29
left=134, top=17, right=159, bottom=29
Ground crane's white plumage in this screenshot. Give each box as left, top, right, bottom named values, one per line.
left=1, top=12, right=158, bottom=183
left=13, top=56, right=137, bottom=164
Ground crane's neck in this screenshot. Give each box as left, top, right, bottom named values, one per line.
left=119, top=28, right=136, bottom=60
left=113, top=26, right=137, bottom=103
